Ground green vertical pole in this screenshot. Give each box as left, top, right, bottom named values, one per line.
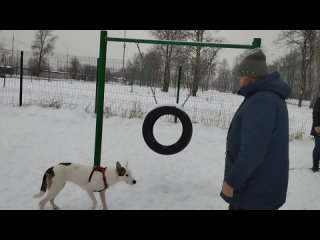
left=252, top=38, right=261, bottom=48
left=95, top=58, right=99, bottom=114
left=94, top=31, right=107, bottom=167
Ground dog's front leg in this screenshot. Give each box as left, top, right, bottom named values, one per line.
left=99, top=190, right=107, bottom=210
left=86, top=190, right=97, bottom=210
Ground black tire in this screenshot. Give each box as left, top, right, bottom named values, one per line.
left=142, top=106, right=193, bottom=155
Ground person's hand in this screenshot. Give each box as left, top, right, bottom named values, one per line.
left=222, top=181, right=234, bottom=197
left=315, top=127, right=320, bottom=135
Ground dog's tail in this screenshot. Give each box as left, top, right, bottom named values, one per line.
left=33, top=166, right=54, bottom=198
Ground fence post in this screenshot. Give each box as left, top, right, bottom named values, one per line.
left=175, top=66, right=182, bottom=123
left=95, top=58, right=99, bottom=114
left=19, top=51, right=23, bottom=107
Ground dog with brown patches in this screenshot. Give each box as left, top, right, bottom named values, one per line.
left=33, top=162, right=136, bottom=210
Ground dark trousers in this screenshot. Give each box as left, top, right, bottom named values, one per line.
left=313, top=135, right=320, bottom=170
left=229, top=204, right=280, bottom=210
left=229, top=204, right=246, bottom=210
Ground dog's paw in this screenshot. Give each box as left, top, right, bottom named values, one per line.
left=39, top=202, right=45, bottom=210
left=53, top=206, right=60, bottom=210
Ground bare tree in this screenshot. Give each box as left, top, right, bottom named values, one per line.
left=126, top=53, right=144, bottom=86
left=184, top=30, right=222, bottom=96
left=0, top=43, right=10, bottom=66
left=28, top=57, right=39, bottom=76
left=82, top=63, right=97, bottom=81
left=275, top=30, right=317, bottom=107
left=149, top=30, right=187, bottom=92
left=143, top=50, right=162, bottom=87
left=70, top=56, right=81, bottom=79
left=310, top=31, right=320, bottom=108
left=31, top=30, right=58, bottom=76
left=215, top=59, right=232, bottom=92
left=273, top=49, right=300, bottom=98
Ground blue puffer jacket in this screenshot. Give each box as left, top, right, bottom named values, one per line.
left=220, top=71, right=291, bottom=210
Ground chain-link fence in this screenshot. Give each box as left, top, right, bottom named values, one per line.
left=0, top=49, right=313, bottom=139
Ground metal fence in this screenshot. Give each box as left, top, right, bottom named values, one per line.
left=0, top=50, right=313, bottom=139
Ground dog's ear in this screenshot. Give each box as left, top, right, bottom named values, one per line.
left=116, top=162, right=126, bottom=176
left=125, top=161, right=128, bottom=168
left=116, top=162, right=121, bottom=171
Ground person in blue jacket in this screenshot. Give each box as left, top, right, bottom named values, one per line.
left=310, top=96, right=320, bottom=172
left=220, top=49, right=291, bottom=210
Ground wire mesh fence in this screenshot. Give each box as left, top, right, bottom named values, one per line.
left=0, top=49, right=314, bottom=139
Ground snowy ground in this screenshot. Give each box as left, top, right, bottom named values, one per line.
left=0, top=104, right=319, bottom=210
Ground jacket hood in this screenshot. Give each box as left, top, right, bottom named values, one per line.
left=238, top=71, right=291, bottom=99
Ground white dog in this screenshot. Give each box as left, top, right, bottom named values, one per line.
left=33, top=162, right=136, bottom=210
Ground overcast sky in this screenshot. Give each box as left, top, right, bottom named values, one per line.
left=0, top=30, right=288, bottom=66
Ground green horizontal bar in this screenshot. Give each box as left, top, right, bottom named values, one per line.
left=106, top=37, right=261, bottom=49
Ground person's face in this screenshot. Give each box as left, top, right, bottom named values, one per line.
left=239, top=76, right=256, bottom=88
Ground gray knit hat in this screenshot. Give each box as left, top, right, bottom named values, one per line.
left=237, top=49, right=268, bottom=77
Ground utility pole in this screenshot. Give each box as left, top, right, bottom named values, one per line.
left=62, top=44, right=69, bottom=79
left=11, top=30, right=14, bottom=67
left=122, top=30, right=126, bottom=85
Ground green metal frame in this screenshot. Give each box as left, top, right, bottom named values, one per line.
left=94, top=31, right=107, bottom=166
left=93, top=30, right=261, bottom=166
left=107, top=37, right=262, bottom=49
